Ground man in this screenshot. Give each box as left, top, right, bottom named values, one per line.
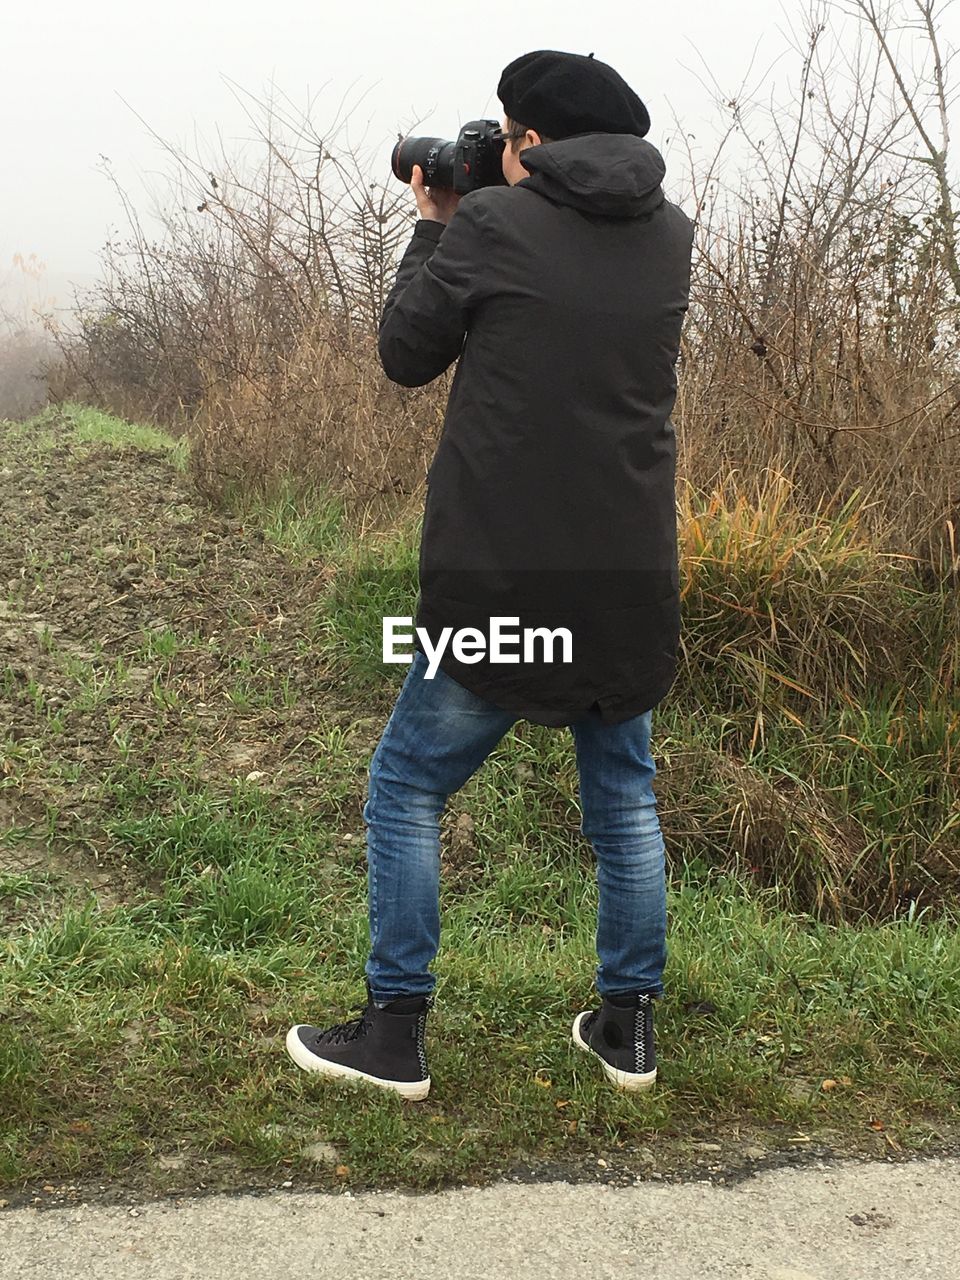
left=286, top=50, right=694, bottom=1101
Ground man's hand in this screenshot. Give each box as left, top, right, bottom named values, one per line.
left=411, top=164, right=462, bottom=225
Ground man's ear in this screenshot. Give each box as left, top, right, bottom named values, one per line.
left=526, top=129, right=543, bottom=148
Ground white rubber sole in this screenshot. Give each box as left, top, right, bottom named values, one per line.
left=571, top=1011, right=658, bottom=1092
left=285, top=1026, right=431, bottom=1101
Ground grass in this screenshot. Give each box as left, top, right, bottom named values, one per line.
left=2, top=837, right=958, bottom=1191
left=13, top=400, right=188, bottom=464
left=0, top=405, right=958, bottom=1198
left=313, top=486, right=960, bottom=921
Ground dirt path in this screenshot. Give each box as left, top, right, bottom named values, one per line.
left=3, top=1158, right=958, bottom=1279
left=0, top=429, right=346, bottom=906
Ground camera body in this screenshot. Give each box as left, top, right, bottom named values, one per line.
left=391, top=119, right=507, bottom=194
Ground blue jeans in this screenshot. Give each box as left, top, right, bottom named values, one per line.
left=363, top=650, right=667, bottom=1002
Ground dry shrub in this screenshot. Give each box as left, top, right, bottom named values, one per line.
left=657, top=735, right=960, bottom=921
left=656, top=745, right=868, bottom=921
left=45, top=4, right=960, bottom=575
left=671, top=468, right=960, bottom=918
left=188, top=318, right=446, bottom=505
left=675, top=2, right=960, bottom=569
left=676, top=470, right=956, bottom=720
left=33, top=4, right=960, bottom=922
left=48, top=85, right=445, bottom=497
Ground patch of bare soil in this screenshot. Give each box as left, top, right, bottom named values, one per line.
left=0, top=424, right=363, bottom=899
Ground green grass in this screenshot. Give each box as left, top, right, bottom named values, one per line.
left=2, top=820, right=958, bottom=1189
left=315, top=522, right=420, bottom=693
left=0, top=404, right=958, bottom=1196
left=246, top=483, right=349, bottom=560
left=10, top=401, right=187, bottom=465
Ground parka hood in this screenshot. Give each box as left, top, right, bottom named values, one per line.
left=517, top=132, right=667, bottom=218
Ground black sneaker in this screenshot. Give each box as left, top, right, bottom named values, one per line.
left=572, top=991, right=658, bottom=1091
left=285, top=980, right=432, bottom=1101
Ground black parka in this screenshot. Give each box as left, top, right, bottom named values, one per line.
left=379, top=133, right=694, bottom=726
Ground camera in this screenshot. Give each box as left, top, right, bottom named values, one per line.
left=391, top=119, right=507, bottom=194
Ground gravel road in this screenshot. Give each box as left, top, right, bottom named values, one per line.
left=2, top=1157, right=958, bottom=1279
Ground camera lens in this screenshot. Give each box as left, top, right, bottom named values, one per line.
left=391, top=136, right=458, bottom=188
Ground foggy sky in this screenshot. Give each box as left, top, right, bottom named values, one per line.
left=3, top=0, right=959, bottom=322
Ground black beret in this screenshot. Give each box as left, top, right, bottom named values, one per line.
left=497, top=50, right=650, bottom=141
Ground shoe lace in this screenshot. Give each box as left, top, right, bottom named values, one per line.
left=318, top=1003, right=374, bottom=1046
